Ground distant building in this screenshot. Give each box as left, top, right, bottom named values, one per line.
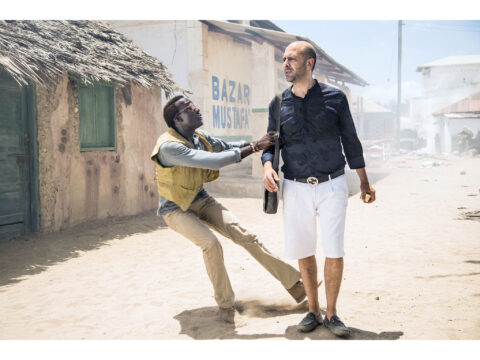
left=410, top=55, right=480, bottom=153
left=350, top=95, right=395, bottom=141
left=433, top=92, right=480, bottom=153
left=417, top=55, right=480, bottom=97
left=0, top=20, right=180, bottom=240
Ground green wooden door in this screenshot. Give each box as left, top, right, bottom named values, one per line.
left=0, top=70, right=34, bottom=240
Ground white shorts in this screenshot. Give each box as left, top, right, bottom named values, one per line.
left=282, top=175, right=348, bottom=260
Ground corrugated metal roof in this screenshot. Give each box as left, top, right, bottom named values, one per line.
left=201, top=20, right=368, bottom=87
left=433, top=92, right=480, bottom=116
left=232, top=20, right=286, bottom=33
left=417, top=55, right=480, bottom=71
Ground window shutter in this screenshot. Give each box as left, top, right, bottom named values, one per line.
left=79, top=82, right=116, bottom=151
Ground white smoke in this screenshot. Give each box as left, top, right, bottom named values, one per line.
left=351, top=80, right=422, bottom=106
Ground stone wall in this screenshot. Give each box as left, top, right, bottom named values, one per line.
left=36, top=74, right=165, bottom=232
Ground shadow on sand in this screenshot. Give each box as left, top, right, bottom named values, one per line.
left=465, top=260, right=480, bottom=265
left=416, top=272, right=480, bottom=280
left=0, top=211, right=167, bottom=288
left=174, top=299, right=403, bottom=340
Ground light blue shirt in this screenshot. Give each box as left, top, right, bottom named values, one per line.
left=155, top=129, right=246, bottom=215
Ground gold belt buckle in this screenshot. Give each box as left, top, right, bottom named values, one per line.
left=306, top=177, right=318, bottom=186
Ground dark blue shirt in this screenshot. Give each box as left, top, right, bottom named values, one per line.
left=261, top=80, right=365, bottom=178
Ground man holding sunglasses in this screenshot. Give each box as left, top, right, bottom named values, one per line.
left=151, top=95, right=306, bottom=324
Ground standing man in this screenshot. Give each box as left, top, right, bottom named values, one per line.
left=151, top=95, right=307, bottom=324
left=262, top=41, right=376, bottom=336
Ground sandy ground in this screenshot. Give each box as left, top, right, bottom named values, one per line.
left=0, top=155, right=479, bottom=340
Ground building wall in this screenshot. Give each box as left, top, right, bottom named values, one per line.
left=36, top=74, right=164, bottom=232
left=107, top=20, right=210, bottom=111
left=421, top=64, right=480, bottom=97
left=202, top=28, right=254, bottom=140
left=107, top=20, right=190, bottom=93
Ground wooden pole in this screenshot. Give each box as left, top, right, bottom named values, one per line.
left=396, top=20, right=403, bottom=147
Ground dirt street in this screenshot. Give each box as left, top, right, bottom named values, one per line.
left=1, top=155, right=479, bottom=340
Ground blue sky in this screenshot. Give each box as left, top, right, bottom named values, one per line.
left=274, top=20, right=480, bottom=104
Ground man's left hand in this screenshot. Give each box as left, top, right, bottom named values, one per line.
left=360, top=183, right=376, bottom=203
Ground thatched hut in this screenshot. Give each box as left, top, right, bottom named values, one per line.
left=0, top=20, right=181, bottom=239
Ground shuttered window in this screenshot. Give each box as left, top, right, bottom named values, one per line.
left=78, top=82, right=116, bottom=151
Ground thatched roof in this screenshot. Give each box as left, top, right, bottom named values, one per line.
left=0, top=20, right=182, bottom=96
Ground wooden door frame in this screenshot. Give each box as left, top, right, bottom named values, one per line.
left=25, top=84, right=40, bottom=233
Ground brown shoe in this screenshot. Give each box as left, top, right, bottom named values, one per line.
left=219, top=306, right=236, bottom=323
left=287, top=280, right=323, bottom=303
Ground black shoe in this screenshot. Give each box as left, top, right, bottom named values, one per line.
left=297, top=312, right=323, bottom=333
left=323, top=314, right=350, bottom=337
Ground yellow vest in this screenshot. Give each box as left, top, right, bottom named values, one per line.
left=150, top=128, right=219, bottom=211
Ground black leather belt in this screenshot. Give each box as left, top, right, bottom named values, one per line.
left=286, top=169, right=345, bottom=186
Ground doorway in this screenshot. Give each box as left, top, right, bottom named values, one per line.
left=0, top=69, right=39, bottom=240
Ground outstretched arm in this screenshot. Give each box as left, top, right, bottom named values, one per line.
left=158, top=142, right=241, bottom=170
left=157, top=132, right=276, bottom=171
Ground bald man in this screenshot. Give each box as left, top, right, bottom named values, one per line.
left=262, top=41, right=376, bottom=336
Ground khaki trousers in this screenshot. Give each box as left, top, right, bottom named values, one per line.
left=162, top=195, right=301, bottom=308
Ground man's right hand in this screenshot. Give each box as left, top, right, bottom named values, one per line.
left=263, top=162, right=280, bottom=192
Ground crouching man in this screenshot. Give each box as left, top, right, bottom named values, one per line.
left=151, top=95, right=307, bottom=323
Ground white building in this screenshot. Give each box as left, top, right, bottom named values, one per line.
left=411, top=55, right=480, bottom=153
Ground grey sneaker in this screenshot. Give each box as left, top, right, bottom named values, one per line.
left=323, top=314, right=350, bottom=337
left=297, top=312, right=323, bottom=333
